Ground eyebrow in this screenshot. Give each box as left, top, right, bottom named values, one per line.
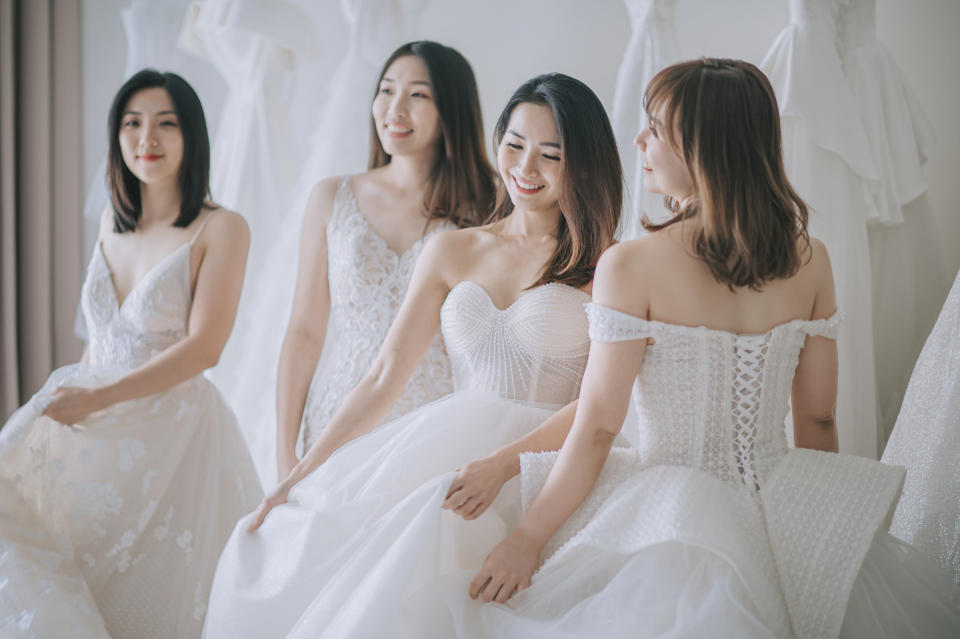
left=506, top=129, right=561, bottom=149
left=380, top=77, right=432, bottom=87
left=122, top=110, right=178, bottom=116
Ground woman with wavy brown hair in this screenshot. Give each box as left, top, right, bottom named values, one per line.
left=462, top=58, right=959, bottom=638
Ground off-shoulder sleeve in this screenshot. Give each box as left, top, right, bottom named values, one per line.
left=586, top=303, right=656, bottom=342
left=799, top=311, right=843, bottom=340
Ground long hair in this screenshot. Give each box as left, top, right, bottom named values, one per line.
left=368, top=41, right=496, bottom=228
left=488, top=73, right=622, bottom=289
left=642, top=58, right=810, bottom=290
left=107, top=69, right=212, bottom=233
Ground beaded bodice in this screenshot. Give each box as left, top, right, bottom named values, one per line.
left=301, top=178, right=453, bottom=442
left=587, top=303, right=841, bottom=492
left=82, top=240, right=194, bottom=372
left=440, top=281, right=590, bottom=406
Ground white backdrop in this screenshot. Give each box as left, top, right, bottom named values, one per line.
left=80, top=0, right=960, bottom=455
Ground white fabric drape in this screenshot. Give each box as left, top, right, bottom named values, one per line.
left=610, top=0, right=681, bottom=241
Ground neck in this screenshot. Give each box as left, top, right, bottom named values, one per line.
left=382, top=149, right=438, bottom=191
left=138, top=180, right=183, bottom=227
left=500, top=204, right=561, bottom=239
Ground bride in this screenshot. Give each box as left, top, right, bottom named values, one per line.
left=461, top=58, right=959, bottom=638
left=0, top=69, right=261, bottom=638
left=202, top=72, right=622, bottom=638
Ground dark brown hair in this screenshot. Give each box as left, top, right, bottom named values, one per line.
left=488, top=73, right=622, bottom=289
left=107, top=69, right=212, bottom=232
left=642, top=58, right=810, bottom=290
left=368, top=41, right=496, bottom=228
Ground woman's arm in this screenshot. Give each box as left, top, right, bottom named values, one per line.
left=248, top=231, right=461, bottom=530
left=43, top=211, right=249, bottom=425
left=792, top=239, right=839, bottom=452
left=469, top=245, right=648, bottom=603
left=443, top=400, right=578, bottom=520
left=275, top=179, right=338, bottom=479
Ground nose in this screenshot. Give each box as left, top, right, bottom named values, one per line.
left=139, top=122, right=158, bottom=149
left=387, top=92, right=409, bottom=119
left=518, top=149, right=538, bottom=176
left=634, top=128, right=648, bottom=150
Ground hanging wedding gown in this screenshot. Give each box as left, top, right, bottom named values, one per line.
left=762, top=0, right=880, bottom=457
left=0, top=220, right=262, bottom=638
left=416, top=304, right=956, bottom=638
left=299, top=177, right=454, bottom=447
left=611, top=0, right=681, bottom=240
left=206, top=0, right=427, bottom=484
left=203, top=281, right=591, bottom=639
left=882, top=269, right=960, bottom=586
left=833, top=0, right=944, bottom=441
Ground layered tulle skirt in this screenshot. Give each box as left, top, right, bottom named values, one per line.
left=0, top=362, right=262, bottom=638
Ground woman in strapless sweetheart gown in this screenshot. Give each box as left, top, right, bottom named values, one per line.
left=461, top=58, right=959, bottom=639
left=0, top=70, right=261, bottom=639
left=201, top=72, right=623, bottom=639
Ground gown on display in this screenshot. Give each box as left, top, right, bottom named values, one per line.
left=202, top=280, right=591, bottom=639
left=762, top=0, right=880, bottom=458
left=883, top=269, right=960, bottom=586
left=610, top=0, right=680, bottom=240
left=0, top=219, right=262, bottom=638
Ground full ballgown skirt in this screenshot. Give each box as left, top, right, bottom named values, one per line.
left=762, top=0, right=880, bottom=457
left=611, top=0, right=680, bottom=240
left=882, top=270, right=960, bottom=586
left=204, top=0, right=427, bottom=484
left=202, top=281, right=592, bottom=638
left=0, top=231, right=262, bottom=637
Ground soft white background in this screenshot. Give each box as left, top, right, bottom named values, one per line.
left=79, top=0, right=960, bottom=447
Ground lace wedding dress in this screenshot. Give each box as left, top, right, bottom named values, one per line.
left=437, top=304, right=955, bottom=638
left=0, top=220, right=262, bottom=638
left=202, top=280, right=591, bottom=639
left=299, top=177, right=454, bottom=447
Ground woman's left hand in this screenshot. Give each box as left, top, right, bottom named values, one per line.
left=42, top=386, right=106, bottom=426
left=469, top=529, right=542, bottom=603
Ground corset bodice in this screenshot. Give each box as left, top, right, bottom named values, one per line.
left=440, top=281, right=591, bottom=406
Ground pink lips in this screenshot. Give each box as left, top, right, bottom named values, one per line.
left=511, top=175, right=543, bottom=195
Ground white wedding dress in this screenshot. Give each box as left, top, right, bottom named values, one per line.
left=300, top=177, right=454, bottom=447
left=202, top=280, right=591, bottom=638
left=0, top=221, right=262, bottom=638
left=883, top=269, right=960, bottom=586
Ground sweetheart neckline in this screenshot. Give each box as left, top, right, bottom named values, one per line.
left=448, top=280, right=590, bottom=313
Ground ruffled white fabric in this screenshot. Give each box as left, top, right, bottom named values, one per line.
left=762, top=0, right=879, bottom=458
left=610, top=0, right=681, bottom=239
left=202, top=281, right=592, bottom=638
left=883, top=270, right=960, bottom=585
left=0, top=226, right=262, bottom=638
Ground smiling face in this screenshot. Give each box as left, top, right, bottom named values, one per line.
left=117, top=87, right=184, bottom=186
left=497, top=102, right=563, bottom=214
left=635, top=105, right=694, bottom=202
left=371, top=55, right=442, bottom=159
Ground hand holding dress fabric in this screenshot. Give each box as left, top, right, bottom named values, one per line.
left=443, top=453, right=514, bottom=520
left=42, top=385, right=106, bottom=426
left=469, top=528, right=540, bottom=603
left=248, top=479, right=295, bottom=532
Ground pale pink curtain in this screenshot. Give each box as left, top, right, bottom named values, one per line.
left=0, top=0, right=83, bottom=420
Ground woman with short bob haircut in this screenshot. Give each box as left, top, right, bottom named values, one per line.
left=268, top=41, right=497, bottom=483
left=0, top=68, right=261, bottom=638
left=457, top=58, right=959, bottom=636
left=203, top=72, right=622, bottom=638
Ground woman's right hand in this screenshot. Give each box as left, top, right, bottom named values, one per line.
left=247, top=480, right=294, bottom=533
left=443, top=453, right=515, bottom=520
left=277, top=449, right=300, bottom=483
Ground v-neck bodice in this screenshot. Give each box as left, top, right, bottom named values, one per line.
left=83, top=238, right=194, bottom=371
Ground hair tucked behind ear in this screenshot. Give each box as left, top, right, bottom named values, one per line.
left=642, top=58, right=810, bottom=290
left=487, top=73, right=622, bottom=289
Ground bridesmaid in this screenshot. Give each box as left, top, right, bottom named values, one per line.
left=274, top=40, right=496, bottom=480
left=0, top=69, right=261, bottom=638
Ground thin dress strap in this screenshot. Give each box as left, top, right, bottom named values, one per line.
left=189, top=210, right=219, bottom=245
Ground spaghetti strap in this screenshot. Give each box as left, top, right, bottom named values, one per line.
left=189, top=210, right=219, bottom=245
